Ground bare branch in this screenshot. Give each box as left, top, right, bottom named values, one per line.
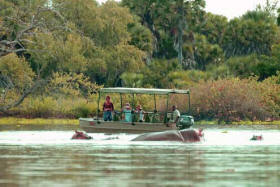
left=1, top=3, right=69, bottom=57
left=0, top=48, right=26, bottom=54
left=0, top=79, right=47, bottom=112
left=0, top=40, right=19, bottom=45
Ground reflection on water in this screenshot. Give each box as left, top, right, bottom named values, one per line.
left=0, top=127, right=279, bottom=186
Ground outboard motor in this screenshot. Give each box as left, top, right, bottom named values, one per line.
left=176, top=115, right=194, bottom=130
left=72, top=130, right=92, bottom=140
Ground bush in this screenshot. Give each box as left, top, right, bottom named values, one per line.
left=226, top=54, right=260, bottom=78
left=223, top=54, right=280, bottom=80
left=15, top=96, right=98, bottom=118
left=159, top=78, right=280, bottom=123
left=73, top=105, right=92, bottom=118
left=191, top=78, right=280, bottom=122
left=167, top=70, right=211, bottom=88
left=23, top=97, right=58, bottom=117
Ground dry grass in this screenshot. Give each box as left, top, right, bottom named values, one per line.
left=0, top=117, right=79, bottom=125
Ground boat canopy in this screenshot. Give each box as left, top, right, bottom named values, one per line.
left=99, top=87, right=190, bottom=95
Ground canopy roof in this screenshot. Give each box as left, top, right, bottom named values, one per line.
left=99, top=87, right=190, bottom=95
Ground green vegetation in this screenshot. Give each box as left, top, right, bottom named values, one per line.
left=0, top=0, right=279, bottom=124
left=0, top=118, right=78, bottom=125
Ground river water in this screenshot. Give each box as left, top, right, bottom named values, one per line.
left=0, top=125, right=279, bottom=187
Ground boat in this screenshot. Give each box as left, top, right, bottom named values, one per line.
left=79, top=87, right=194, bottom=133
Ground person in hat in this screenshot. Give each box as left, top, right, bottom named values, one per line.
left=136, top=105, right=145, bottom=122
left=103, top=96, right=114, bottom=121
left=122, top=103, right=132, bottom=122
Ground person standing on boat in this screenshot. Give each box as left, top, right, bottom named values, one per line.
left=103, top=96, right=114, bottom=121
left=136, top=105, right=145, bottom=122
left=171, top=105, right=180, bottom=123
left=122, top=103, right=132, bottom=122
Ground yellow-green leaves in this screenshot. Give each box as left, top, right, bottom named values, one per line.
left=97, top=1, right=133, bottom=47
left=46, top=72, right=100, bottom=98
left=27, top=33, right=89, bottom=74
left=54, top=0, right=133, bottom=47
left=0, top=53, right=34, bottom=90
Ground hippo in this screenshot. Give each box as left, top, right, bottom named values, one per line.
left=250, top=135, right=263, bottom=141
left=72, top=130, right=92, bottom=140
left=132, top=129, right=203, bottom=143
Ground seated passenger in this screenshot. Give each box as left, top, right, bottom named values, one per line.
left=136, top=105, right=145, bottom=122
left=122, top=103, right=132, bottom=122
left=103, top=96, right=114, bottom=121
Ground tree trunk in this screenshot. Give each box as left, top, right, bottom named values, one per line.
left=177, top=0, right=185, bottom=67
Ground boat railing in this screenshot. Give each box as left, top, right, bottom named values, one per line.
left=99, top=110, right=177, bottom=124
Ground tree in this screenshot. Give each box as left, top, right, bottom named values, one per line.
left=191, top=34, right=224, bottom=70
left=0, top=53, right=43, bottom=113
left=223, top=9, right=280, bottom=57
left=199, top=13, right=228, bottom=45
left=0, top=0, right=81, bottom=113
left=0, top=0, right=66, bottom=57
left=127, top=16, right=153, bottom=56
left=141, top=59, right=179, bottom=88
left=54, top=0, right=134, bottom=48
left=122, top=0, right=206, bottom=68
left=103, top=44, right=145, bottom=86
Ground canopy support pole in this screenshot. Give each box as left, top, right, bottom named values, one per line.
left=120, top=93, right=123, bottom=109
left=164, top=94, right=169, bottom=124
left=97, top=91, right=101, bottom=122
left=132, top=94, right=135, bottom=109
left=154, top=94, right=157, bottom=111
left=132, top=93, right=135, bottom=124
left=188, top=93, right=191, bottom=114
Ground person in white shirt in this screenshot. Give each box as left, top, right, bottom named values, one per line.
left=172, top=105, right=180, bottom=123
left=167, top=105, right=180, bottom=127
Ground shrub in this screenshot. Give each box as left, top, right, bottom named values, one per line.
left=73, top=105, right=92, bottom=118
left=191, top=78, right=280, bottom=122
left=158, top=78, right=280, bottom=122
left=23, top=97, right=58, bottom=117
left=226, top=54, right=260, bottom=78
left=167, top=70, right=211, bottom=88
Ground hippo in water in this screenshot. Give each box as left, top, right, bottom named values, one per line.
left=250, top=135, right=263, bottom=141
left=72, top=130, right=92, bottom=140
left=132, top=129, right=203, bottom=143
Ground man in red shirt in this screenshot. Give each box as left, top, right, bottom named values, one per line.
left=103, top=96, right=114, bottom=121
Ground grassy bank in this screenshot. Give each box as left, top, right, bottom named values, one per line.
left=0, top=118, right=79, bottom=125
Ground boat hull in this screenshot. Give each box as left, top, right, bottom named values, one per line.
left=79, top=118, right=177, bottom=134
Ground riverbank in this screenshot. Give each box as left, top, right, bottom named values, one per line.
left=0, top=117, right=279, bottom=126
left=195, top=120, right=280, bottom=126
left=0, top=118, right=79, bottom=126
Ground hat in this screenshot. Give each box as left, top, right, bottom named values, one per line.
left=125, top=103, right=131, bottom=109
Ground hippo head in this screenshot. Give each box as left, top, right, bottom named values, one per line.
left=72, top=130, right=92, bottom=140
left=179, top=129, right=203, bottom=142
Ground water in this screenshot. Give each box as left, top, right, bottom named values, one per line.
left=0, top=125, right=279, bottom=187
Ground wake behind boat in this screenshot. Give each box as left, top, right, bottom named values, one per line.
left=79, top=87, right=194, bottom=134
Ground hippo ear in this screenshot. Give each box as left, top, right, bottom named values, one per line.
left=198, top=129, right=204, bottom=137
